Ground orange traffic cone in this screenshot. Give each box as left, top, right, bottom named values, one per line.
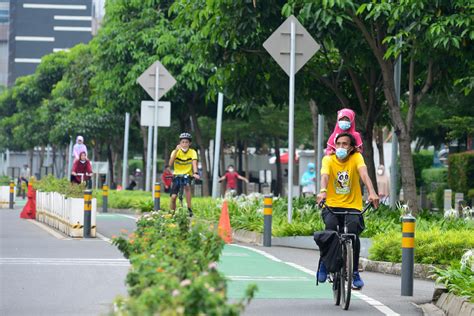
left=218, top=200, right=232, bottom=244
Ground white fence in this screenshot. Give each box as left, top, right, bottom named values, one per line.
left=36, top=191, right=96, bottom=237
left=0, top=185, right=15, bottom=208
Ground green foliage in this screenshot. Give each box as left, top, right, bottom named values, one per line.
left=433, top=249, right=474, bottom=303
left=369, top=229, right=474, bottom=265
left=111, top=209, right=255, bottom=315
left=443, top=116, right=474, bottom=140
left=422, top=168, right=448, bottom=209
left=448, top=151, right=474, bottom=196
left=33, top=175, right=86, bottom=198
left=412, top=151, right=434, bottom=188
left=0, top=176, right=11, bottom=186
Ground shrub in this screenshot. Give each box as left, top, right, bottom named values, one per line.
left=421, top=168, right=447, bottom=189
left=0, top=176, right=11, bottom=186
left=112, top=209, right=256, bottom=315
left=448, top=151, right=474, bottom=196
left=33, top=175, right=85, bottom=198
left=369, top=229, right=474, bottom=265
left=413, top=151, right=434, bottom=188
left=433, top=250, right=474, bottom=302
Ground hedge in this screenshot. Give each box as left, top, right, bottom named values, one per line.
left=413, top=151, right=434, bottom=188
left=448, top=151, right=474, bottom=196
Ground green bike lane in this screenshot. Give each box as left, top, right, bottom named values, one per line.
left=219, top=244, right=333, bottom=299
left=218, top=244, right=403, bottom=316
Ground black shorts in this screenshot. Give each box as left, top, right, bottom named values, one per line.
left=170, top=175, right=191, bottom=196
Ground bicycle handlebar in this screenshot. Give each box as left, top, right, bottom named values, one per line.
left=318, top=200, right=374, bottom=216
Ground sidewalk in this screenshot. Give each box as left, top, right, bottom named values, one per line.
left=0, top=207, right=128, bottom=316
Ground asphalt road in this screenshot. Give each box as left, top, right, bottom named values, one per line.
left=1, top=209, right=435, bottom=315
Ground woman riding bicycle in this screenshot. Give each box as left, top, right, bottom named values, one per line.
left=168, top=132, right=200, bottom=216
left=316, top=132, right=379, bottom=289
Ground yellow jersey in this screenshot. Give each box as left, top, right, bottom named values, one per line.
left=172, top=148, right=198, bottom=175
left=321, top=152, right=366, bottom=210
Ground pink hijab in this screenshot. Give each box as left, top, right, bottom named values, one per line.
left=325, top=108, right=363, bottom=155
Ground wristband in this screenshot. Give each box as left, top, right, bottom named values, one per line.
left=320, top=188, right=327, bottom=193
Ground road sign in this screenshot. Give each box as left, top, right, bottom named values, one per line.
left=263, top=15, right=320, bottom=76
left=140, top=101, right=171, bottom=127
left=136, top=60, right=176, bottom=101
left=263, top=15, right=320, bottom=223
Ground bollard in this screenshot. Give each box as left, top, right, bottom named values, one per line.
left=401, top=214, right=416, bottom=296
left=102, top=185, right=108, bottom=213
left=263, top=194, right=273, bottom=247
left=154, top=183, right=161, bottom=211
left=83, top=190, right=92, bottom=238
left=9, top=180, right=14, bottom=209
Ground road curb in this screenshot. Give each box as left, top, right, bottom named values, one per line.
left=434, top=292, right=474, bottom=316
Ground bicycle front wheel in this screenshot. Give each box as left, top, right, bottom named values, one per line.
left=332, top=272, right=341, bottom=306
left=340, top=239, right=353, bottom=310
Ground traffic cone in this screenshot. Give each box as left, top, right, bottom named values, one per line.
left=218, top=200, right=232, bottom=244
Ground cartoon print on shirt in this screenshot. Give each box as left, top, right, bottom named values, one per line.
left=335, top=170, right=350, bottom=194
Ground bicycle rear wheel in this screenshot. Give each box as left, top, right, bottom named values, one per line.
left=340, top=239, right=353, bottom=310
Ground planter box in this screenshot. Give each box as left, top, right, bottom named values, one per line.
left=36, top=191, right=96, bottom=238
left=0, top=185, right=15, bottom=208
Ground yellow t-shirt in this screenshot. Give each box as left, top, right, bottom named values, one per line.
left=172, top=148, right=198, bottom=175
left=321, top=152, right=366, bottom=210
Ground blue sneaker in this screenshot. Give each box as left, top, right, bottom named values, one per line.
left=317, top=262, right=328, bottom=283
left=353, top=271, right=364, bottom=289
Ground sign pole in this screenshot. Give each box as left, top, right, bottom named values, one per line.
left=146, top=126, right=152, bottom=191
left=122, top=112, right=130, bottom=189
left=152, top=66, right=160, bottom=200
left=287, top=20, right=296, bottom=223
left=212, top=93, right=224, bottom=198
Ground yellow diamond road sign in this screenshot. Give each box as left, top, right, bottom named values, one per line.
left=263, top=15, right=320, bottom=76
left=136, top=60, right=176, bottom=101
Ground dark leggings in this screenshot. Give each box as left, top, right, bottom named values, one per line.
left=321, top=208, right=365, bottom=272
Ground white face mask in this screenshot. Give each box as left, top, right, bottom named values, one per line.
left=228, top=168, right=234, bottom=172
left=377, top=169, right=383, bottom=175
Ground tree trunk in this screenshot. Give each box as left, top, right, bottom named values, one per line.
left=28, top=149, right=34, bottom=178
left=375, top=127, right=385, bottom=166
left=274, top=137, right=282, bottom=196
left=398, top=133, right=418, bottom=210
left=244, top=140, right=249, bottom=194
left=52, top=145, right=56, bottom=176
left=361, top=126, right=378, bottom=194
left=220, top=136, right=226, bottom=196
left=187, top=98, right=210, bottom=196
left=309, top=98, right=319, bottom=167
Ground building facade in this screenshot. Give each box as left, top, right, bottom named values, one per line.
left=8, top=0, right=93, bottom=86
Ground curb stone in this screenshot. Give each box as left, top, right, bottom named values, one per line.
left=435, top=293, right=474, bottom=316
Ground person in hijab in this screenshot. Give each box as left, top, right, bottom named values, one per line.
left=325, top=108, right=363, bottom=155
left=376, top=164, right=390, bottom=204
left=71, top=152, right=93, bottom=188
left=301, top=162, right=316, bottom=197
left=73, top=136, right=88, bottom=161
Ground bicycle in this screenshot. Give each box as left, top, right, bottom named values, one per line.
left=317, top=200, right=373, bottom=310
left=173, top=174, right=194, bottom=208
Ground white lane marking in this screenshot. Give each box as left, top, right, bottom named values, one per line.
left=15, top=36, right=54, bottom=42
left=0, top=258, right=130, bottom=267
left=228, top=276, right=312, bottom=281
left=54, top=26, right=92, bottom=32
left=118, top=214, right=138, bottom=221
left=54, top=15, right=92, bottom=21
left=222, top=252, right=249, bottom=257
left=23, top=4, right=87, bottom=10
left=231, top=244, right=282, bottom=262
left=96, top=232, right=111, bottom=243
left=15, top=58, right=42, bottom=63
left=229, top=244, right=400, bottom=316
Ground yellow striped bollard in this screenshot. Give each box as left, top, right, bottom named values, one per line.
left=154, top=182, right=161, bottom=211
left=401, top=213, right=416, bottom=296
left=9, top=180, right=14, bottom=209
left=102, top=184, right=108, bottom=213
left=263, top=194, right=273, bottom=247
left=83, top=190, right=92, bottom=238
